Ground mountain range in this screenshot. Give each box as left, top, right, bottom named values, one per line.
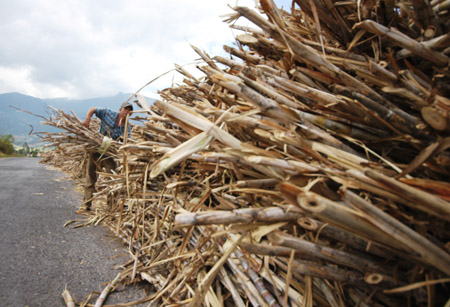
left=0, top=92, right=153, bottom=146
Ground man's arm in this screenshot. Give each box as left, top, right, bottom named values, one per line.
left=82, top=107, right=96, bottom=128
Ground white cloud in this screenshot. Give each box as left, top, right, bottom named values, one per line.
left=0, top=0, right=290, bottom=99
left=0, top=65, right=75, bottom=98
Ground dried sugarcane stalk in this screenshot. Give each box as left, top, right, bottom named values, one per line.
left=175, top=206, right=303, bottom=226
left=267, top=231, right=387, bottom=274
left=61, top=287, right=76, bottom=307
left=238, top=241, right=365, bottom=283
left=274, top=257, right=362, bottom=284
left=233, top=247, right=281, bottom=306
left=364, top=170, right=450, bottom=221
left=421, top=106, right=449, bottom=131
left=225, top=248, right=267, bottom=306
left=303, top=219, right=401, bottom=259
left=343, top=189, right=450, bottom=275
left=433, top=0, right=450, bottom=12
left=94, top=273, right=120, bottom=307
left=354, top=20, right=449, bottom=66
left=397, top=33, right=450, bottom=58
left=279, top=183, right=412, bottom=252
left=190, top=234, right=243, bottom=306
left=219, top=267, right=246, bottom=307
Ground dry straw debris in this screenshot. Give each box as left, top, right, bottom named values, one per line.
left=38, top=0, right=450, bottom=306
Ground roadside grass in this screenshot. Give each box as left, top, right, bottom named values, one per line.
left=0, top=152, right=27, bottom=158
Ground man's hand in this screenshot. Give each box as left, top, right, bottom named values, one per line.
left=83, top=107, right=96, bottom=128
left=82, top=119, right=90, bottom=128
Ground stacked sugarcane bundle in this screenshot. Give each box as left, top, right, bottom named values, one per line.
left=40, top=0, right=450, bottom=306
left=38, top=107, right=124, bottom=181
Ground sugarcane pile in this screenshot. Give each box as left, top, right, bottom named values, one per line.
left=38, top=0, right=450, bottom=306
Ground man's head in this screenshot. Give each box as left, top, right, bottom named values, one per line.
left=119, top=101, right=133, bottom=119
left=120, top=101, right=133, bottom=112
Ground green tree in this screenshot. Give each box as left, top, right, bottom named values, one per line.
left=23, top=142, right=30, bottom=154
left=0, top=134, right=15, bottom=155
left=32, top=148, right=39, bottom=157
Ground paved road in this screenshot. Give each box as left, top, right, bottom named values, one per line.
left=0, top=158, right=147, bottom=306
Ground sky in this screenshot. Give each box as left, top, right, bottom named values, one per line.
left=0, top=0, right=293, bottom=100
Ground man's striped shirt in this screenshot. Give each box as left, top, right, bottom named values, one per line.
left=94, top=108, right=130, bottom=140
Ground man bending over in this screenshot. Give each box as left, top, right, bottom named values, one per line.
left=81, top=101, right=133, bottom=210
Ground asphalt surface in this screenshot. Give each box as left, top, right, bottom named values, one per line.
left=0, top=158, right=149, bottom=306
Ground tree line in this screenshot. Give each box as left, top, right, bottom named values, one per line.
left=0, top=134, right=41, bottom=157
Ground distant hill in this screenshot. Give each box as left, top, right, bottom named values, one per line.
left=0, top=92, right=154, bottom=145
